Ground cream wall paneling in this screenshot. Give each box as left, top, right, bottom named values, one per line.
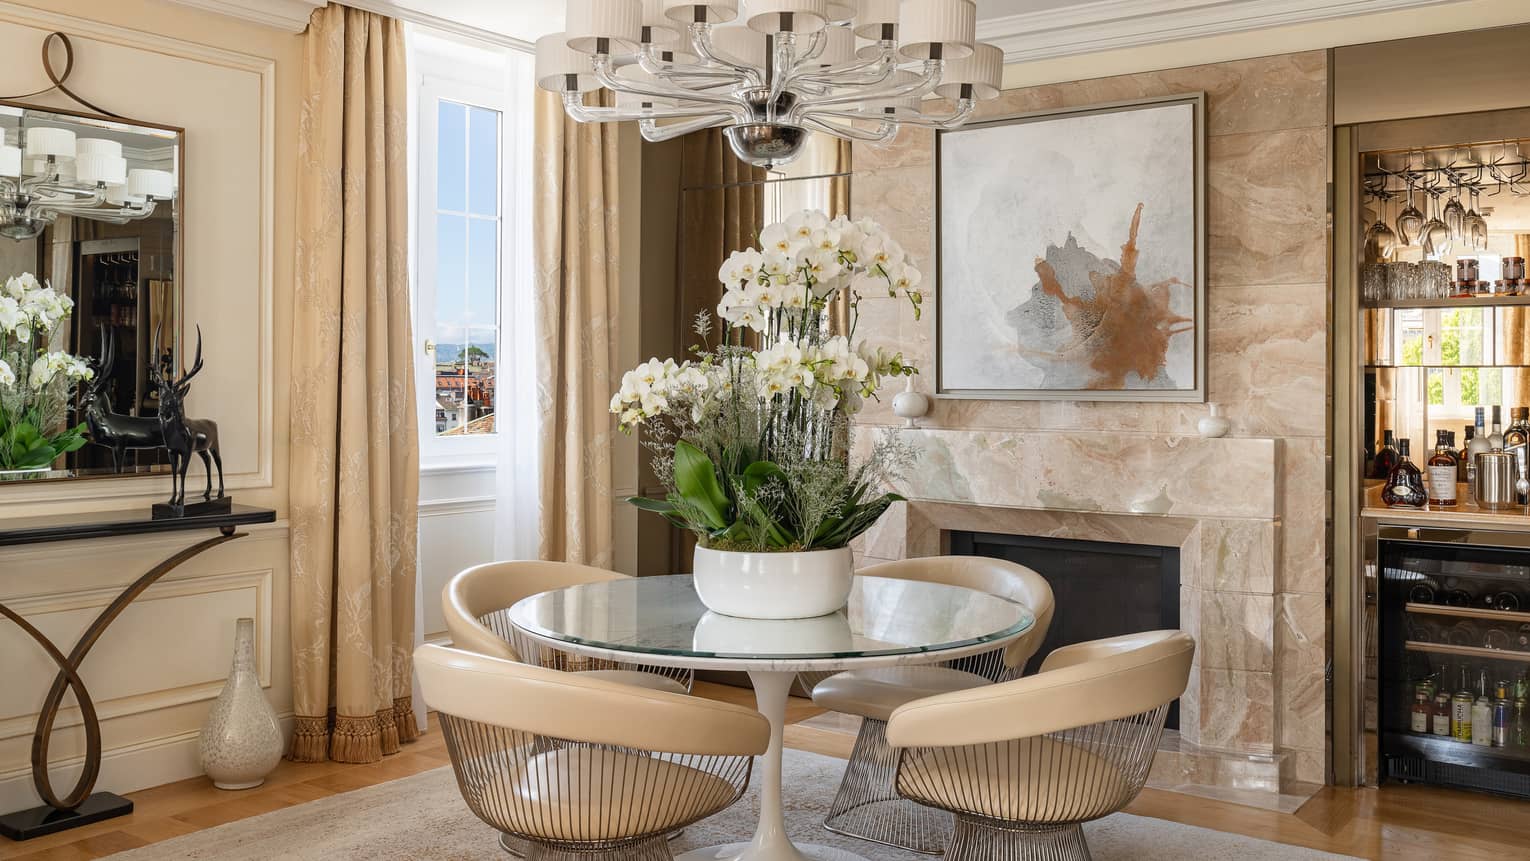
left=417, top=491, right=495, bottom=641
left=0, top=2, right=276, bottom=508
left=0, top=522, right=291, bottom=809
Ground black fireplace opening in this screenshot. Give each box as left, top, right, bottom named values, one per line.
left=951, top=531, right=1182, bottom=729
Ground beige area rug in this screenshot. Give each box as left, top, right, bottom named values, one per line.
left=109, top=748, right=1357, bottom=860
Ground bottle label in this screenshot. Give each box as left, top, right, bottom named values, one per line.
left=1412, top=710, right=1428, bottom=732
left=1432, top=711, right=1451, bottom=735
left=1428, top=465, right=1457, bottom=502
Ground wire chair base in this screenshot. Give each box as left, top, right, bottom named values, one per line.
left=947, top=818, right=1090, bottom=861
left=823, top=717, right=952, bottom=855
left=519, top=835, right=674, bottom=860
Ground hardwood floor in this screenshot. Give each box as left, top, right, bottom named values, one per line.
left=4, top=681, right=1527, bottom=860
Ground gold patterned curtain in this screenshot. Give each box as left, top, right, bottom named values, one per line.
left=534, top=89, right=621, bottom=566
left=287, top=5, right=418, bottom=764
left=1508, top=235, right=1530, bottom=409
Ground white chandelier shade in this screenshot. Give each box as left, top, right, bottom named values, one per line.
left=537, top=0, right=1001, bottom=167
left=0, top=126, right=176, bottom=240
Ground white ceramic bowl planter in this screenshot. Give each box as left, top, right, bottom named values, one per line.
left=693, top=546, right=855, bottom=620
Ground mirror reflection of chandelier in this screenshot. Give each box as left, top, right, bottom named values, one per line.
left=0, top=126, right=176, bottom=241
left=535, top=0, right=1002, bottom=167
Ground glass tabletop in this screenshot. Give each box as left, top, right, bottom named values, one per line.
left=507, top=574, right=1034, bottom=664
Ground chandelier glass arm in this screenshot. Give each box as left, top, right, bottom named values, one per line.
left=690, top=24, right=764, bottom=88
left=798, top=114, right=898, bottom=144
left=639, top=114, right=735, bottom=142
left=792, top=42, right=898, bottom=85
left=636, top=45, right=748, bottom=83
left=809, top=98, right=977, bottom=130
left=591, top=58, right=751, bottom=122
left=789, top=60, right=941, bottom=120
left=561, top=92, right=741, bottom=124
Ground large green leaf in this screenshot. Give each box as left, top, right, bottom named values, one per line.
left=627, top=496, right=678, bottom=514
left=672, top=440, right=731, bottom=530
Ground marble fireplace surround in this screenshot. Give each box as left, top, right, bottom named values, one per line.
left=853, top=426, right=1321, bottom=805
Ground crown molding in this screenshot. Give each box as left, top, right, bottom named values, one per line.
left=977, top=0, right=1462, bottom=64
left=161, top=0, right=324, bottom=33
left=343, top=0, right=534, bottom=52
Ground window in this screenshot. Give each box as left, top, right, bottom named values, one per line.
left=408, top=30, right=534, bottom=463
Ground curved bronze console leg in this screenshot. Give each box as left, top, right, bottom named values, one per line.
left=0, top=531, right=246, bottom=841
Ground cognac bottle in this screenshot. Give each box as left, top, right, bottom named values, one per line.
left=1427, top=430, right=1458, bottom=507
left=1373, top=429, right=1401, bottom=480
left=1382, top=439, right=1428, bottom=508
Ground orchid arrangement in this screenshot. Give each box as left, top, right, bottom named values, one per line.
left=612, top=210, right=920, bottom=553
left=0, top=273, right=93, bottom=472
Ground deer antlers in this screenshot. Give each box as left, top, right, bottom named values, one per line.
left=149, top=324, right=203, bottom=395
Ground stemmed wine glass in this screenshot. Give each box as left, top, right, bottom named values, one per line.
left=1419, top=190, right=1450, bottom=259
left=1443, top=193, right=1466, bottom=241
left=1396, top=181, right=1424, bottom=247
left=1366, top=193, right=1397, bottom=261
left=1464, top=188, right=1488, bottom=251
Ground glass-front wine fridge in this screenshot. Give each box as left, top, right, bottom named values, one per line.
left=1379, top=526, right=1530, bottom=798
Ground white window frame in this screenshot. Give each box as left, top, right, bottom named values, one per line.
left=409, top=35, right=528, bottom=468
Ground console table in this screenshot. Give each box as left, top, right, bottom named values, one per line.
left=0, top=504, right=277, bottom=841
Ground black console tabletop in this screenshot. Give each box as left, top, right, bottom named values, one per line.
left=0, top=504, right=276, bottom=547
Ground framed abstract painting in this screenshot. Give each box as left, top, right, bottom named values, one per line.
left=933, top=93, right=1206, bottom=401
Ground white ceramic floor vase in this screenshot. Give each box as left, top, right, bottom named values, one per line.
left=199, top=617, right=283, bottom=790
left=693, top=546, right=854, bottom=620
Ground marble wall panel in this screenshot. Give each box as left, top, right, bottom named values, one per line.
left=850, top=48, right=1330, bottom=781
left=974, top=51, right=1327, bottom=139
left=1197, top=667, right=1277, bottom=753
left=865, top=428, right=1279, bottom=520
left=1207, top=129, right=1329, bottom=287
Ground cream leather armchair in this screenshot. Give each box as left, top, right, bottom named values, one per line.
left=442, top=560, right=692, bottom=693
left=808, top=556, right=1056, bottom=854
left=416, top=644, right=769, bottom=860
left=887, top=630, right=1195, bottom=861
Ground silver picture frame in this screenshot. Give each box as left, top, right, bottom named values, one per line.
left=932, top=92, right=1207, bottom=402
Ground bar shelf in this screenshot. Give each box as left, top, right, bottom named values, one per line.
left=1405, top=641, right=1530, bottom=664
left=1406, top=603, right=1530, bottom=624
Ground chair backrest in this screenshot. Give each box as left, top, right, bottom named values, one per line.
left=887, top=630, right=1195, bottom=749
left=442, top=560, right=627, bottom=661
left=414, top=643, right=769, bottom=755
left=860, top=556, right=1056, bottom=668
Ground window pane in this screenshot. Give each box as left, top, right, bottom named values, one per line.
left=468, top=106, right=499, bottom=217
left=436, top=213, right=467, bottom=330
left=468, top=217, right=498, bottom=328
left=437, top=100, right=466, bottom=212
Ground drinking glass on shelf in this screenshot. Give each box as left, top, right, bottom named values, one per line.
left=1362, top=264, right=1387, bottom=303
left=1485, top=627, right=1511, bottom=650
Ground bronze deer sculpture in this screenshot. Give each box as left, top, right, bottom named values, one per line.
left=81, top=326, right=165, bottom=473
left=150, top=327, right=223, bottom=509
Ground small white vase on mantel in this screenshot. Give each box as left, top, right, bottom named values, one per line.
left=1198, top=403, right=1231, bottom=439
left=199, top=617, right=283, bottom=790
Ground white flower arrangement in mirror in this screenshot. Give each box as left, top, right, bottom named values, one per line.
left=0, top=272, right=94, bottom=474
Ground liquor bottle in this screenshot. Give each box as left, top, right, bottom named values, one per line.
left=1373, top=430, right=1401, bottom=480
left=1507, top=407, right=1530, bottom=503
left=1382, top=440, right=1428, bottom=508
left=1473, top=694, right=1494, bottom=746
left=1411, top=688, right=1432, bottom=733
left=1461, top=426, right=1477, bottom=493
left=1432, top=690, right=1453, bottom=737
left=1469, top=411, right=1493, bottom=496
left=1489, top=405, right=1505, bottom=450
left=1494, top=683, right=1512, bottom=747
left=1453, top=665, right=1475, bottom=742
left=1427, top=430, right=1458, bottom=507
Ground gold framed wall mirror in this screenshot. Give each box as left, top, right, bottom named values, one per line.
left=0, top=97, right=184, bottom=481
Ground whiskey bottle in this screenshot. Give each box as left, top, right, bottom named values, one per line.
left=1505, top=407, right=1530, bottom=504
left=1427, top=430, right=1458, bottom=507
left=1412, top=688, right=1432, bottom=733
left=1373, top=430, right=1401, bottom=480
left=1382, top=439, right=1428, bottom=508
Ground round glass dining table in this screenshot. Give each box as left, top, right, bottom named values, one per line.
left=508, top=574, right=1035, bottom=861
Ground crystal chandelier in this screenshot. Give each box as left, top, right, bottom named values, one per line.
left=534, top=0, right=1001, bottom=167
left=0, top=126, right=176, bottom=241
